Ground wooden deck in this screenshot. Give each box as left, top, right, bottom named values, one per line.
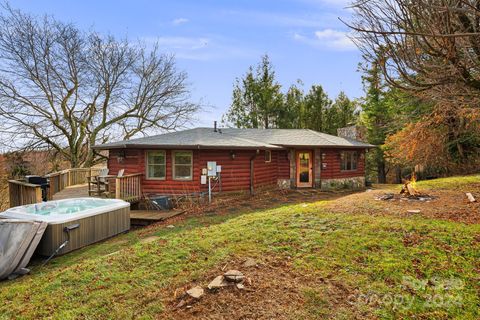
left=129, top=210, right=184, bottom=226
left=52, top=184, right=90, bottom=200
left=8, top=167, right=144, bottom=208
left=52, top=186, right=184, bottom=226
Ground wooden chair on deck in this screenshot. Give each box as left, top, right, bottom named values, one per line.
left=103, top=169, right=124, bottom=198
left=88, top=168, right=117, bottom=197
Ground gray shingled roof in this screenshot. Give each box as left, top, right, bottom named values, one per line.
left=94, top=127, right=374, bottom=150
left=220, top=128, right=374, bottom=148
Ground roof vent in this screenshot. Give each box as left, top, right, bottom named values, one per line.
left=213, top=121, right=217, bottom=133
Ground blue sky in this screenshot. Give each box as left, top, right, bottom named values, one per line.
left=9, top=0, right=362, bottom=127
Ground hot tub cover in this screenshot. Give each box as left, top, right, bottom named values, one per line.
left=0, top=219, right=47, bottom=280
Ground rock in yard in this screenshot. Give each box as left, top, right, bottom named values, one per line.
left=166, top=225, right=175, bottom=228
left=208, top=275, right=230, bottom=290
left=407, top=209, right=421, bottom=214
left=375, top=193, right=394, bottom=201
left=236, top=283, right=245, bottom=290
left=243, top=258, right=257, bottom=268
left=176, top=299, right=186, bottom=309
left=224, top=270, right=245, bottom=283
left=186, top=286, right=204, bottom=299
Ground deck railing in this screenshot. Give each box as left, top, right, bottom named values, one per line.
left=8, top=180, right=43, bottom=208
left=45, top=167, right=106, bottom=199
left=8, top=167, right=107, bottom=208
left=115, top=173, right=143, bottom=203
left=8, top=167, right=144, bottom=208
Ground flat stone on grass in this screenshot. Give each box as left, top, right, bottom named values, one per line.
left=208, top=275, right=230, bottom=290
left=224, top=270, right=245, bottom=283
left=407, top=210, right=421, bottom=214
left=186, top=286, right=204, bottom=299
left=243, top=258, right=257, bottom=268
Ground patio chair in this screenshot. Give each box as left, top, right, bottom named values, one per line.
left=88, top=168, right=110, bottom=197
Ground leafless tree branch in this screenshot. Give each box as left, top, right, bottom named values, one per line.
left=0, top=4, right=199, bottom=167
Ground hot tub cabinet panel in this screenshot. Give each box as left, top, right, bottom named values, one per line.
left=37, top=206, right=130, bottom=256
left=1, top=198, right=131, bottom=257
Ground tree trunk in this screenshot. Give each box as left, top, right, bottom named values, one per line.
left=377, top=161, right=387, bottom=183
left=394, top=165, right=402, bottom=184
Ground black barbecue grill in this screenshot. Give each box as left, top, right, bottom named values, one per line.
left=25, top=175, right=50, bottom=201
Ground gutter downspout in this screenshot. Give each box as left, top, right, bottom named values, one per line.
left=250, top=150, right=259, bottom=196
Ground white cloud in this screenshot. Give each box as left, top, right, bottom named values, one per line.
left=172, top=18, right=189, bottom=26
left=142, top=36, right=258, bottom=61
left=293, top=29, right=356, bottom=51
left=222, top=10, right=336, bottom=28
left=154, top=36, right=209, bottom=50
left=315, top=29, right=355, bottom=50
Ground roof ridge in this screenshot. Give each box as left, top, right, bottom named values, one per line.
left=306, top=129, right=339, bottom=145
left=307, top=128, right=374, bottom=146
left=119, top=127, right=200, bottom=143
left=220, top=130, right=279, bottom=148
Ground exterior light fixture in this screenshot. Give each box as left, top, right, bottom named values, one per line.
left=117, top=150, right=126, bottom=163
left=230, top=151, right=236, bottom=160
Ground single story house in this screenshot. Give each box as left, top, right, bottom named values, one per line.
left=93, top=126, right=374, bottom=195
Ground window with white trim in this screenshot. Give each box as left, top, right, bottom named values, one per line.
left=264, top=150, right=271, bottom=162
left=146, top=151, right=166, bottom=179
left=340, top=151, right=358, bottom=171
left=173, top=151, right=193, bottom=180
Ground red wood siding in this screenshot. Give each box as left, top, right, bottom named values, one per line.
left=276, top=150, right=290, bottom=180
left=320, top=148, right=366, bottom=179
left=107, top=148, right=288, bottom=195
left=199, top=149, right=253, bottom=193
left=106, top=147, right=365, bottom=194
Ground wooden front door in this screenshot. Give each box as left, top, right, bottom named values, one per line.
left=296, top=151, right=313, bottom=188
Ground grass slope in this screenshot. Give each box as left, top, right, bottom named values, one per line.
left=1, top=175, right=480, bottom=319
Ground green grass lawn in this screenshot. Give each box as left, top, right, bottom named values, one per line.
left=1, top=176, right=479, bottom=319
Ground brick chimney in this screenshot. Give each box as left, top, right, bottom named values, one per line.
left=337, top=125, right=367, bottom=142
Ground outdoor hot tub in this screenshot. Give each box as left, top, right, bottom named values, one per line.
left=0, top=198, right=130, bottom=256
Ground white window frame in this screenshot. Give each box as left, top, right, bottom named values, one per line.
left=264, top=150, right=272, bottom=163
left=145, top=150, right=166, bottom=180
left=172, top=150, right=193, bottom=181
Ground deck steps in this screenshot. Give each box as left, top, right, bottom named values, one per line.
left=129, top=210, right=184, bottom=226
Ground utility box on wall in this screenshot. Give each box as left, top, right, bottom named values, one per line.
left=207, top=161, right=217, bottom=176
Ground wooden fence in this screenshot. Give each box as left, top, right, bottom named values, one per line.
left=8, top=180, right=43, bottom=208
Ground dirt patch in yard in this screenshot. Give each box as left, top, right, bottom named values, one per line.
left=325, top=185, right=480, bottom=224
left=162, top=256, right=372, bottom=320
left=183, top=188, right=349, bottom=216
left=136, top=189, right=352, bottom=235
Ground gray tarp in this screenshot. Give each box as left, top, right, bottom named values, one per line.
left=0, top=219, right=47, bottom=280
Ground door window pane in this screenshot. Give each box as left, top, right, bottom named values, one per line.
left=298, top=152, right=310, bottom=183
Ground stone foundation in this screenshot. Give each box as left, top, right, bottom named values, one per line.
left=320, top=176, right=365, bottom=191
left=277, top=179, right=291, bottom=189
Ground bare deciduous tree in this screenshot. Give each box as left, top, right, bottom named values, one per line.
left=347, top=0, right=480, bottom=163
left=347, top=0, right=480, bottom=103
left=0, top=5, right=198, bottom=167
